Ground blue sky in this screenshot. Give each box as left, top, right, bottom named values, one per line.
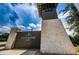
left=0, top=3, right=68, bottom=34
left=57, top=3, right=67, bottom=15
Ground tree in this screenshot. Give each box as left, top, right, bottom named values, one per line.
left=0, top=33, right=9, bottom=41
left=61, top=4, right=79, bottom=34
left=59, top=3, right=79, bottom=45
left=73, top=34, right=79, bottom=45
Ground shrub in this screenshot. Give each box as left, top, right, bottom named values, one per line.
left=0, top=33, right=9, bottom=42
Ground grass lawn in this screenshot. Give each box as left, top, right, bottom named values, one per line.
left=75, top=47, right=79, bottom=52
left=0, top=44, right=5, bottom=47
left=0, top=41, right=6, bottom=47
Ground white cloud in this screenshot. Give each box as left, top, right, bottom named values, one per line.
left=16, top=22, right=42, bottom=31
left=58, top=11, right=70, bottom=20
left=0, top=26, right=11, bottom=34
left=29, top=23, right=36, bottom=28
left=26, top=27, right=31, bottom=30
left=16, top=25, right=25, bottom=30
left=0, top=23, right=14, bottom=34
left=35, top=23, right=41, bottom=31
left=26, top=22, right=41, bottom=31
left=13, top=3, right=41, bottom=31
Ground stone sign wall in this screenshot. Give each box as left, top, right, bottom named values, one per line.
left=13, top=31, right=41, bottom=49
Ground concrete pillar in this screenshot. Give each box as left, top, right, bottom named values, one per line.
left=38, top=3, right=77, bottom=54
left=5, top=27, right=21, bottom=49
left=41, top=19, right=76, bottom=54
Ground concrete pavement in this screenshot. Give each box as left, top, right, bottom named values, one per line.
left=0, top=49, right=40, bottom=55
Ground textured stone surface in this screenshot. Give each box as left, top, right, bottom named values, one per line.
left=14, top=31, right=41, bottom=49
left=5, top=28, right=21, bottom=49
left=41, top=19, right=77, bottom=54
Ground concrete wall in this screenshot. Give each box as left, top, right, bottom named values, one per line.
left=41, top=19, right=76, bottom=54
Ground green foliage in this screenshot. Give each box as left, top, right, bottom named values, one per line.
left=0, top=44, right=5, bottom=47
left=66, top=4, right=79, bottom=45
left=75, top=47, right=79, bottom=52
left=69, top=35, right=79, bottom=46
left=69, top=35, right=76, bottom=46
left=73, top=34, right=79, bottom=45
left=0, top=33, right=9, bottom=42
left=60, top=3, right=79, bottom=45
left=66, top=11, right=79, bottom=34
left=60, top=3, right=79, bottom=34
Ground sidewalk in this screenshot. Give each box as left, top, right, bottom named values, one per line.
left=0, top=42, right=40, bottom=55
left=0, top=49, right=40, bottom=55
